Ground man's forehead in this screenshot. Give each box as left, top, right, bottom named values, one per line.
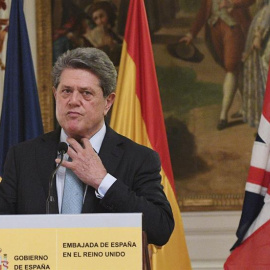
left=59, top=69, right=101, bottom=84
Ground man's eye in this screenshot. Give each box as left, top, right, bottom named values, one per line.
left=62, top=89, right=71, bottom=94
left=83, top=91, right=92, bottom=96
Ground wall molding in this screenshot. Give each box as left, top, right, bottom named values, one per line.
left=181, top=211, right=241, bottom=270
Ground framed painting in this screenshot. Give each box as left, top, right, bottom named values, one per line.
left=36, top=0, right=262, bottom=211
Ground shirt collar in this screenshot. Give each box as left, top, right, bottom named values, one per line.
left=60, top=123, right=106, bottom=154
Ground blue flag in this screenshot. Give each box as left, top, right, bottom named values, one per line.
left=0, top=0, right=43, bottom=177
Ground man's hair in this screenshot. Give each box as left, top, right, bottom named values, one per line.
left=52, top=47, right=117, bottom=97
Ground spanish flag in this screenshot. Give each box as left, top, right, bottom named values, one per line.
left=110, top=0, right=191, bottom=269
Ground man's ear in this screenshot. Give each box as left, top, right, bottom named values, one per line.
left=52, top=87, right=57, bottom=99
left=104, top=92, right=116, bottom=115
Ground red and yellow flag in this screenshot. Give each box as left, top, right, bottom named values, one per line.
left=110, top=0, right=191, bottom=269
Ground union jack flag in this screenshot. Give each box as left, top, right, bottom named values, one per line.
left=224, top=65, right=270, bottom=268
left=234, top=68, right=270, bottom=248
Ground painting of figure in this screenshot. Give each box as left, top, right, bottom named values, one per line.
left=52, top=0, right=122, bottom=66
left=179, top=0, right=255, bottom=130
left=152, top=0, right=259, bottom=211
left=242, top=0, right=270, bottom=128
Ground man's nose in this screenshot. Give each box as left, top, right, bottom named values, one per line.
left=69, top=91, right=81, bottom=105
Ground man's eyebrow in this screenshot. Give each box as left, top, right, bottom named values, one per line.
left=78, top=87, right=92, bottom=91
left=59, top=85, right=97, bottom=91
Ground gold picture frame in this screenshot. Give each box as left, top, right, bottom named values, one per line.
left=36, top=0, right=54, bottom=133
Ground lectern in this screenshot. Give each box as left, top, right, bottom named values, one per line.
left=0, top=213, right=150, bottom=270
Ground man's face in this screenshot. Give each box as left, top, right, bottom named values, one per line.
left=53, top=68, right=115, bottom=140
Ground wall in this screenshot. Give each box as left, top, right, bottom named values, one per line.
left=182, top=211, right=241, bottom=270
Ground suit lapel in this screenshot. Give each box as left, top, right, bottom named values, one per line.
left=36, top=128, right=61, bottom=213
left=98, top=126, right=124, bottom=176
left=82, top=126, right=124, bottom=213
left=82, top=186, right=98, bottom=213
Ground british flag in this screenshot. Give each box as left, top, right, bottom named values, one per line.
left=224, top=66, right=270, bottom=268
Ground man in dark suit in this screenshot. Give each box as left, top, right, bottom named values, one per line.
left=0, top=47, right=174, bottom=246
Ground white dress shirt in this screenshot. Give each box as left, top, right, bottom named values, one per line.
left=56, top=123, right=116, bottom=212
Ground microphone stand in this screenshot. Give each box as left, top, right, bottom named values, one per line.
left=46, top=152, right=65, bottom=214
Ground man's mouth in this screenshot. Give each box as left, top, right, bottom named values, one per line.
left=67, top=111, right=82, bottom=117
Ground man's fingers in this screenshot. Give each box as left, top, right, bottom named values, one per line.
left=80, top=138, right=94, bottom=151
left=55, top=158, right=72, bottom=169
left=66, top=138, right=81, bottom=152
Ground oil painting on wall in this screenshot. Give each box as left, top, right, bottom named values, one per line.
left=36, top=0, right=268, bottom=211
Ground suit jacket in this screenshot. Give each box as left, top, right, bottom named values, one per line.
left=0, top=126, right=174, bottom=246
left=190, top=0, right=255, bottom=39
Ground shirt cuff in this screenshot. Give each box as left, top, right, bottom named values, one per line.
left=95, top=173, right=117, bottom=199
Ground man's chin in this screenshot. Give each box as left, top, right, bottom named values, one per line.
left=63, top=126, right=83, bottom=138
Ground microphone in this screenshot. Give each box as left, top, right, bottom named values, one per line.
left=58, top=142, right=68, bottom=156
left=46, top=142, right=68, bottom=214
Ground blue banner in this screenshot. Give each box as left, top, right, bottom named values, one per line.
left=0, top=0, right=43, bottom=177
